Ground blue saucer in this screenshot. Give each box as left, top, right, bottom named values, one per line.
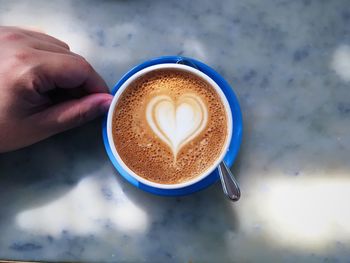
left=102, top=56, right=242, bottom=196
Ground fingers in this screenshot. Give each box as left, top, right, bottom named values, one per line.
left=21, top=30, right=108, bottom=94
left=2, top=26, right=108, bottom=94
left=33, top=93, right=113, bottom=135
left=37, top=51, right=109, bottom=94
left=21, top=29, right=70, bottom=50
left=2, top=26, right=70, bottom=50
left=28, top=39, right=71, bottom=54
left=82, top=63, right=110, bottom=94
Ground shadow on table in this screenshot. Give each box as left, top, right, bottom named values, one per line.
left=0, top=118, right=106, bottom=214
left=112, top=170, right=240, bottom=261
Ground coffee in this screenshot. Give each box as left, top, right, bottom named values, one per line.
left=112, top=68, right=228, bottom=184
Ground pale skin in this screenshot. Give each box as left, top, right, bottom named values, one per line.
left=0, top=26, right=113, bottom=153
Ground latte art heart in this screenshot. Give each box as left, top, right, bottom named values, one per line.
left=146, top=94, right=208, bottom=157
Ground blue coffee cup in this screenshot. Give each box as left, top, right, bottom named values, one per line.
left=102, top=56, right=242, bottom=196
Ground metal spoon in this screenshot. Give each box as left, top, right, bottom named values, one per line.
left=218, top=161, right=241, bottom=201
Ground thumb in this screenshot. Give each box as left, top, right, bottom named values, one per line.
left=34, top=93, right=113, bottom=135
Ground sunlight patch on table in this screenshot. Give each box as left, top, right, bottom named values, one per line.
left=331, top=45, right=350, bottom=82
left=16, top=175, right=148, bottom=237
left=236, top=176, right=350, bottom=249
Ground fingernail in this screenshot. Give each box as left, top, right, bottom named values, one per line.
left=100, top=100, right=112, bottom=113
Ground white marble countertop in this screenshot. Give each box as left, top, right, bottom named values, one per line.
left=1, top=0, right=350, bottom=262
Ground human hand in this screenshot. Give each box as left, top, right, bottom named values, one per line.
left=0, top=26, right=113, bottom=153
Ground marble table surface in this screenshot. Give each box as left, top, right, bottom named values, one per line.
left=1, top=0, right=350, bottom=262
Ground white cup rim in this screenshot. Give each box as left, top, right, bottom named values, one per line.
left=106, top=63, right=233, bottom=189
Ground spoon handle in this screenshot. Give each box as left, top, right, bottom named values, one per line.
left=218, top=161, right=241, bottom=201
left=176, top=57, right=199, bottom=69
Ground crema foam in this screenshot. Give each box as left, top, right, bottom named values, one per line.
left=112, top=68, right=228, bottom=184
